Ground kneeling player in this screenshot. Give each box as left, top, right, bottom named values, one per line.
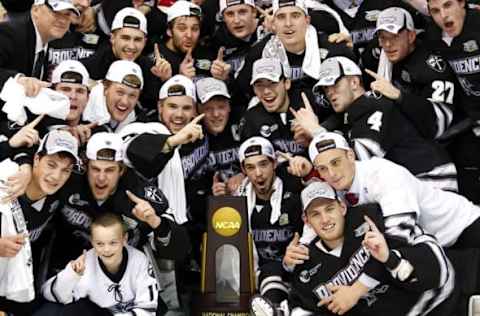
left=41, top=213, right=158, bottom=315
left=252, top=182, right=454, bottom=316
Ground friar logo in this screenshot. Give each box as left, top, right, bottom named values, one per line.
left=426, top=55, right=446, bottom=73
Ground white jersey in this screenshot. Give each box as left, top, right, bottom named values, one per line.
left=42, top=245, right=158, bottom=315
left=345, top=158, right=480, bottom=247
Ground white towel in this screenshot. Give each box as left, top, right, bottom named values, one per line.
left=0, top=159, right=35, bottom=303
left=263, top=25, right=321, bottom=80
left=0, top=77, right=70, bottom=126
left=377, top=49, right=393, bottom=82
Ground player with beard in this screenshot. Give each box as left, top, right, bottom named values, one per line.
left=423, top=0, right=480, bottom=203
left=213, top=136, right=303, bottom=313
left=152, top=1, right=216, bottom=81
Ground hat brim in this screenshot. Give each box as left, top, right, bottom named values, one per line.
left=375, top=24, right=403, bottom=35
left=199, top=91, right=231, bottom=104
left=250, top=74, right=282, bottom=85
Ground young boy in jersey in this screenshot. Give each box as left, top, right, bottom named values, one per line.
left=214, top=136, right=304, bottom=311
left=42, top=212, right=158, bottom=315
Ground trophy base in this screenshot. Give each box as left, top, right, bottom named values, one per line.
left=191, top=293, right=251, bottom=316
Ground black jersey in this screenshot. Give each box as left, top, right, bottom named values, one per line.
left=290, top=204, right=454, bottom=316
left=343, top=93, right=454, bottom=178
left=425, top=9, right=480, bottom=121
left=390, top=42, right=458, bottom=139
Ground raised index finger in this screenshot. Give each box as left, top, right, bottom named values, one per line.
left=301, top=92, right=314, bottom=113
left=191, top=113, right=205, bottom=124
left=364, top=215, right=380, bottom=233
left=126, top=190, right=142, bottom=204
left=28, top=114, right=45, bottom=128
left=217, top=47, right=225, bottom=61
left=154, top=43, right=161, bottom=65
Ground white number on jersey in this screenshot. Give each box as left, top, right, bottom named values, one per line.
left=431, top=81, right=454, bottom=104
left=367, top=111, right=383, bottom=132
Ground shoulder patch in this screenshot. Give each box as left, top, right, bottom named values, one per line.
left=144, top=186, right=165, bottom=205
left=425, top=54, right=446, bottom=73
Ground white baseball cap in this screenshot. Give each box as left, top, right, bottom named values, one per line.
left=196, top=77, right=231, bottom=104
left=375, top=7, right=415, bottom=35
left=166, top=1, right=202, bottom=23
left=301, top=181, right=338, bottom=212
left=159, top=75, right=196, bottom=102
left=51, top=60, right=90, bottom=86
left=313, top=56, right=362, bottom=92
left=34, top=0, right=80, bottom=16
left=219, top=0, right=255, bottom=14
left=37, top=130, right=80, bottom=164
left=86, top=132, right=124, bottom=162
left=111, top=7, right=148, bottom=34
left=308, top=132, right=350, bottom=162
left=106, top=60, right=144, bottom=90
left=251, top=58, right=285, bottom=85
left=239, top=136, right=275, bottom=163
left=272, top=0, right=307, bottom=16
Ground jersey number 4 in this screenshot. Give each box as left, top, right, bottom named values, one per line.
left=431, top=80, right=454, bottom=104
left=367, top=111, right=383, bottom=132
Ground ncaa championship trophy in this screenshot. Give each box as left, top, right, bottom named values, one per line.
left=191, top=196, right=255, bottom=315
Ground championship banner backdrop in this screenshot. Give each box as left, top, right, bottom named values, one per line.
left=192, top=196, right=254, bottom=315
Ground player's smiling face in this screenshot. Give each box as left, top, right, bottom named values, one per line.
left=253, top=78, right=291, bottom=113
left=87, top=160, right=125, bottom=201
left=428, top=0, right=466, bottom=37
left=223, top=4, right=258, bottom=40
left=313, top=149, right=356, bottom=191
left=105, top=82, right=140, bottom=123
left=32, top=153, right=74, bottom=196
left=159, top=96, right=196, bottom=134
left=378, top=29, right=415, bottom=64
left=111, top=28, right=147, bottom=61
left=242, top=155, right=276, bottom=200
left=199, top=97, right=231, bottom=135
left=305, top=198, right=346, bottom=249
left=91, top=223, right=127, bottom=273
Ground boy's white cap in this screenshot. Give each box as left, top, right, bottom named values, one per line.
left=51, top=60, right=90, bottom=86
left=219, top=0, right=255, bottom=14
left=375, top=7, right=415, bottom=35
left=251, top=58, right=284, bottom=85
left=106, top=60, right=144, bottom=90
left=196, top=77, right=230, bottom=104
left=86, top=132, right=124, bottom=162
left=167, top=1, right=202, bottom=23
left=34, top=0, right=80, bottom=16
left=37, top=129, right=80, bottom=164
left=308, top=132, right=350, bottom=162
left=301, top=181, right=337, bottom=212
left=159, top=75, right=196, bottom=102
left=111, top=7, right=148, bottom=34
left=239, top=136, right=275, bottom=163
left=313, top=56, right=362, bottom=92
left=272, top=0, right=307, bottom=16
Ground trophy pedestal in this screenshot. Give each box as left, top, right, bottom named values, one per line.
left=191, top=293, right=251, bottom=316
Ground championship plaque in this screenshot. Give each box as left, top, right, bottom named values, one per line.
left=191, top=196, right=255, bottom=315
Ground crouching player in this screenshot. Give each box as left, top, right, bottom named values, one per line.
left=41, top=213, right=158, bottom=315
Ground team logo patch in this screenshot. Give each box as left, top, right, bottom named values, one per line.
left=279, top=213, right=289, bottom=226
left=401, top=70, right=411, bottom=83
left=68, top=193, right=89, bottom=207
left=426, top=54, right=446, bottom=73
left=260, top=124, right=278, bottom=138
left=144, top=186, right=164, bottom=204
left=364, top=10, right=381, bottom=22
left=47, top=200, right=60, bottom=214
left=196, top=59, right=212, bottom=71
left=463, top=40, right=479, bottom=53
left=299, top=263, right=322, bottom=283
